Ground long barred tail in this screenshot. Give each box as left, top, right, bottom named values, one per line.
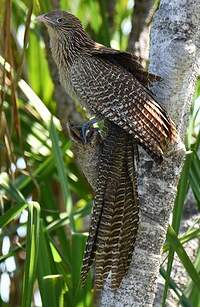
left=81, top=121, right=139, bottom=290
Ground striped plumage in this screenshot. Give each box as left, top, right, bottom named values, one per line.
left=37, top=10, right=177, bottom=163
left=81, top=122, right=139, bottom=290
left=71, top=54, right=177, bottom=162
left=37, top=10, right=178, bottom=290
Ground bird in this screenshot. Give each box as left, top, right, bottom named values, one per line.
left=37, top=10, right=178, bottom=291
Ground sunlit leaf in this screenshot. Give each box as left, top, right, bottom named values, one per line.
left=167, top=226, right=200, bottom=292
left=22, top=201, right=40, bottom=307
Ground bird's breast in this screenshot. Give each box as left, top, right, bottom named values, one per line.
left=58, top=65, right=75, bottom=96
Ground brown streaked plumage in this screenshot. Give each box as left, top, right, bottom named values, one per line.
left=80, top=122, right=139, bottom=290
left=37, top=10, right=178, bottom=290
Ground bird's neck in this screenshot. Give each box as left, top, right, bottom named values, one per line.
left=49, top=30, right=93, bottom=72
left=48, top=29, right=94, bottom=95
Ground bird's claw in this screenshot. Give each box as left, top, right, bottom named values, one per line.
left=80, top=119, right=97, bottom=144
left=67, top=119, right=99, bottom=145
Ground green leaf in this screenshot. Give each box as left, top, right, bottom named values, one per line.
left=0, top=203, right=27, bottom=228
left=43, top=275, right=66, bottom=307
left=163, top=228, right=200, bottom=253
left=48, top=238, right=72, bottom=289
left=50, top=118, right=74, bottom=230
left=160, top=267, right=192, bottom=307
left=162, top=153, right=192, bottom=306
left=167, top=226, right=200, bottom=292
left=46, top=201, right=92, bottom=233
left=186, top=249, right=200, bottom=307
left=0, top=181, right=26, bottom=203
left=21, top=201, right=40, bottom=307
left=27, top=31, right=54, bottom=103
left=37, top=220, right=60, bottom=307
left=172, top=153, right=192, bottom=233
left=70, top=233, right=92, bottom=306
left=189, top=152, right=200, bottom=208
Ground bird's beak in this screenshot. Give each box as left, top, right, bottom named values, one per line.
left=36, top=14, right=47, bottom=23
left=36, top=14, right=54, bottom=26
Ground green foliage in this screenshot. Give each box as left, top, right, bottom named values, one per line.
left=161, top=81, right=200, bottom=306
left=0, top=0, right=200, bottom=306
left=22, top=202, right=40, bottom=307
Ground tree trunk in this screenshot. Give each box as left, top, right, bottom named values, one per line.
left=99, top=0, right=200, bottom=306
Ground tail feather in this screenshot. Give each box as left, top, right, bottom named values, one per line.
left=80, top=138, right=114, bottom=284
left=94, top=126, right=127, bottom=289
left=118, top=141, right=139, bottom=275
left=81, top=122, right=139, bottom=290
left=80, top=123, right=119, bottom=284
left=99, top=156, right=127, bottom=289
left=110, top=141, right=139, bottom=288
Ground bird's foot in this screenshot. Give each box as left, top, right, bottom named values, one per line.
left=67, top=119, right=99, bottom=145
left=80, top=118, right=98, bottom=144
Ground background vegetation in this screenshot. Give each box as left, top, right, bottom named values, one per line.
left=0, top=0, right=199, bottom=306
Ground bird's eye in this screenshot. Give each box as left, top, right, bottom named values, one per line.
left=57, top=17, right=65, bottom=23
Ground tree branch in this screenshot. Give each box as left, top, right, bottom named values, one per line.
left=128, top=0, right=156, bottom=63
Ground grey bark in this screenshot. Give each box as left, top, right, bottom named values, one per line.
left=128, top=0, right=156, bottom=63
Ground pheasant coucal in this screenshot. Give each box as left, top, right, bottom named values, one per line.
left=37, top=11, right=178, bottom=290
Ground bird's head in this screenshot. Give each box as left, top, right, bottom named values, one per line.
left=36, top=10, right=85, bottom=40
left=37, top=10, right=93, bottom=67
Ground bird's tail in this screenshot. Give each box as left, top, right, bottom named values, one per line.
left=81, top=122, right=139, bottom=290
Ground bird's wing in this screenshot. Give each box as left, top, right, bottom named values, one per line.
left=71, top=56, right=177, bottom=162
left=90, top=43, right=161, bottom=87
